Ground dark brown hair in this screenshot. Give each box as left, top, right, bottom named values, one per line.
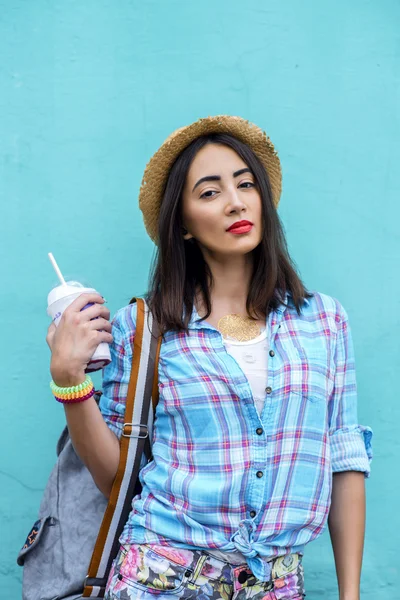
left=144, top=133, right=313, bottom=336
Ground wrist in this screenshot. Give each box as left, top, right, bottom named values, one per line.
left=50, top=373, right=94, bottom=405
left=50, top=362, right=86, bottom=388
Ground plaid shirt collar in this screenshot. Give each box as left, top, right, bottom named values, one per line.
left=187, top=290, right=310, bottom=330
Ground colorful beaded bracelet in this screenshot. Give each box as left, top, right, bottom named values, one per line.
left=53, top=387, right=95, bottom=405
left=50, top=374, right=95, bottom=404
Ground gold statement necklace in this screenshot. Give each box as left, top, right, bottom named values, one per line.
left=217, top=314, right=262, bottom=342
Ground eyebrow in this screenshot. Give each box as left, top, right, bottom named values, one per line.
left=191, top=168, right=253, bottom=193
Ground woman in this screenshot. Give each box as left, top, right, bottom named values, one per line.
left=47, top=116, right=373, bottom=600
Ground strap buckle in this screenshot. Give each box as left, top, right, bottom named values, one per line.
left=83, top=574, right=107, bottom=593
left=122, top=423, right=149, bottom=438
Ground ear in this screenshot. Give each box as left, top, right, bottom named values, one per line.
left=182, top=227, right=194, bottom=241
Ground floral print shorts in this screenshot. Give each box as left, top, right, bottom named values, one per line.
left=104, top=543, right=305, bottom=600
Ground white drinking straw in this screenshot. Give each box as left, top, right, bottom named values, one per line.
left=48, top=252, right=67, bottom=286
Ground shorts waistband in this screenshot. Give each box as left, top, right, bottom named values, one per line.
left=121, top=542, right=303, bottom=585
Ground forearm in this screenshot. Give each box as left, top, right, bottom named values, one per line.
left=51, top=363, right=121, bottom=497
left=328, top=471, right=366, bottom=600
left=64, top=397, right=120, bottom=499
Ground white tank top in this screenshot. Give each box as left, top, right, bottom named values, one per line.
left=223, top=326, right=269, bottom=417
left=206, top=325, right=269, bottom=564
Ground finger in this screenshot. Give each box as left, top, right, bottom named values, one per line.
left=46, top=322, right=56, bottom=349
left=78, top=303, right=110, bottom=322
left=47, top=322, right=56, bottom=335
left=64, top=301, right=109, bottom=325
left=96, top=330, right=114, bottom=344
left=86, top=317, right=112, bottom=333
left=68, top=292, right=105, bottom=313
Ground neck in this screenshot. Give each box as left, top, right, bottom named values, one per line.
left=195, top=252, right=255, bottom=317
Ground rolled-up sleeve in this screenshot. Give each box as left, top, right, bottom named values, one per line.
left=99, top=308, right=131, bottom=439
left=328, top=304, right=373, bottom=478
left=99, top=304, right=149, bottom=471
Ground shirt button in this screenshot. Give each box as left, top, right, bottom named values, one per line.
left=256, top=471, right=263, bottom=478
left=250, top=510, right=256, bottom=518
left=256, top=427, right=263, bottom=435
left=269, top=350, right=275, bottom=357
left=265, top=386, right=272, bottom=394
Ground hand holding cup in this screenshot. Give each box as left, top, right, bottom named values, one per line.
left=47, top=292, right=113, bottom=387
left=46, top=253, right=112, bottom=387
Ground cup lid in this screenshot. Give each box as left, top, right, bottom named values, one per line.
left=47, top=281, right=97, bottom=306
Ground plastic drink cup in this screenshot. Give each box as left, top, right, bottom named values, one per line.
left=47, top=280, right=111, bottom=372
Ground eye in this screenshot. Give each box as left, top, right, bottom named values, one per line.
left=199, top=189, right=218, bottom=199
left=239, top=181, right=255, bottom=188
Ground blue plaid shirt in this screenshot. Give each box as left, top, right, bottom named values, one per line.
left=100, top=290, right=373, bottom=582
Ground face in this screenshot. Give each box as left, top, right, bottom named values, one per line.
left=181, top=143, right=263, bottom=257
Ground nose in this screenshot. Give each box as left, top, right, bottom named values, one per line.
left=227, top=185, right=247, bottom=213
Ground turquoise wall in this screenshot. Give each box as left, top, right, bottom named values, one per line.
left=1, top=1, right=398, bottom=597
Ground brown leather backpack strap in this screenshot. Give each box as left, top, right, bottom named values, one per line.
left=83, top=297, right=161, bottom=597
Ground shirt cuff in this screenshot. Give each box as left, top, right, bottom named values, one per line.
left=329, top=425, right=373, bottom=478
left=99, top=392, right=126, bottom=439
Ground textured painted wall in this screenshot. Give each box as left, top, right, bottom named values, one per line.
left=1, top=1, right=399, bottom=597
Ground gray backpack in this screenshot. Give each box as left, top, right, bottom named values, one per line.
left=17, top=298, right=162, bottom=600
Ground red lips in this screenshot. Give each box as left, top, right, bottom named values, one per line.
left=226, top=220, right=254, bottom=232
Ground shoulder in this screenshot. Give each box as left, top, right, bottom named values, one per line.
left=110, top=302, right=139, bottom=350
left=303, top=290, right=349, bottom=326
left=111, top=301, right=138, bottom=329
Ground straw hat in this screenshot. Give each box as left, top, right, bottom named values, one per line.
left=138, top=115, right=282, bottom=244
